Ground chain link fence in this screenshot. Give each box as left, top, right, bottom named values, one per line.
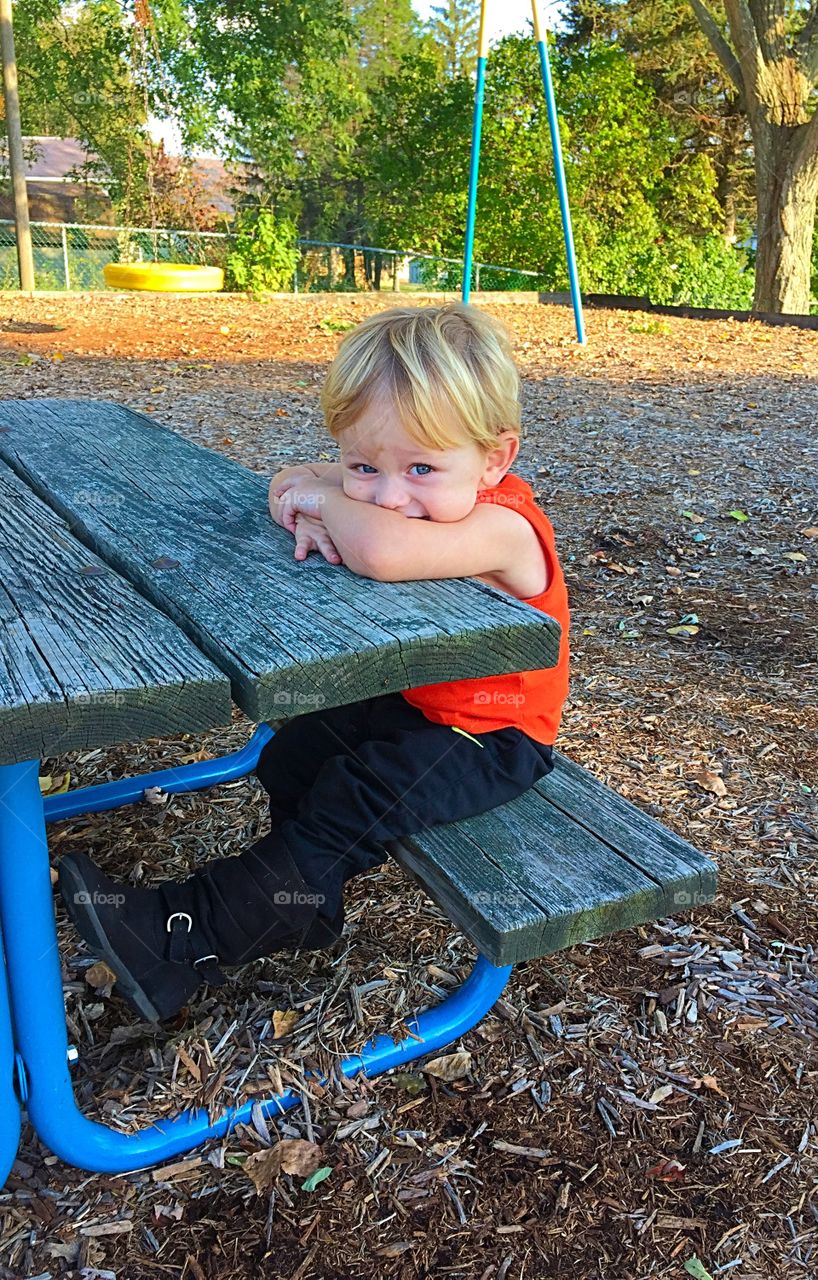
left=0, top=220, right=546, bottom=293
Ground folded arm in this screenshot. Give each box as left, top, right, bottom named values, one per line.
left=282, top=479, right=542, bottom=584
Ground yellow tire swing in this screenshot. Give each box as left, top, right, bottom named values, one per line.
left=103, top=262, right=224, bottom=292
left=104, top=0, right=224, bottom=294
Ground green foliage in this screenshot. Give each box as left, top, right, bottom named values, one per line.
left=225, top=206, right=298, bottom=294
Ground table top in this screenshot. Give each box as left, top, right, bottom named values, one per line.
left=0, top=399, right=562, bottom=766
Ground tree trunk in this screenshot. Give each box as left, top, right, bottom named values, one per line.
left=752, top=122, right=818, bottom=314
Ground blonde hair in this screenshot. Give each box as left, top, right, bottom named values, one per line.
left=320, top=303, right=520, bottom=452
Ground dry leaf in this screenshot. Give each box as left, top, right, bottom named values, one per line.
left=85, top=961, right=117, bottom=998
left=646, top=1158, right=686, bottom=1182
left=39, top=771, right=71, bottom=796
left=243, top=1147, right=281, bottom=1196
left=667, top=624, right=699, bottom=636
left=782, top=551, right=807, bottom=562
left=801, top=527, right=818, bottom=538
left=694, top=769, right=727, bottom=798
left=692, top=1074, right=729, bottom=1099
left=178, top=747, right=214, bottom=764
left=272, top=1009, right=300, bottom=1038
left=278, top=1139, right=324, bottom=1177
left=649, top=1084, right=674, bottom=1105
left=143, top=786, right=168, bottom=805
left=243, top=1139, right=324, bottom=1194
left=422, top=1050, right=472, bottom=1081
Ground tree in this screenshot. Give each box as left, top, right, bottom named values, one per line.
left=427, top=0, right=481, bottom=78
left=560, top=0, right=755, bottom=243
left=688, top=0, right=818, bottom=312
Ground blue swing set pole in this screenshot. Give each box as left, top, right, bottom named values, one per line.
left=462, top=0, right=489, bottom=304
left=532, top=0, right=586, bottom=343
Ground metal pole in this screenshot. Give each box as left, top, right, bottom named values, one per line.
left=0, top=0, right=35, bottom=290
left=392, top=252, right=398, bottom=291
left=532, top=0, right=585, bottom=344
left=462, top=0, right=488, bottom=305
left=60, top=224, right=70, bottom=290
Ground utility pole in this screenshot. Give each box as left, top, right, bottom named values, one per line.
left=0, top=0, right=35, bottom=290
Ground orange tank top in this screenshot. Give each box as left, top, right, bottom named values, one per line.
left=401, top=472, right=570, bottom=745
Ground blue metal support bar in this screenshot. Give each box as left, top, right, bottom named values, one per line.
left=462, top=1, right=489, bottom=305
left=532, top=1, right=586, bottom=344
left=43, top=725, right=274, bottom=823
left=0, top=922, right=21, bottom=1186
left=0, top=742, right=512, bottom=1178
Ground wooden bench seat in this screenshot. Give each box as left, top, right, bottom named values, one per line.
left=391, top=753, right=716, bottom=965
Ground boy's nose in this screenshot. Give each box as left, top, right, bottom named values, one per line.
left=375, top=479, right=410, bottom=510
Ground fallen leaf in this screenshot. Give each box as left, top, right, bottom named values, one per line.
left=85, top=961, right=117, bottom=998
left=691, top=1075, right=729, bottom=1099
left=648, top=1084, right=674, bottom=1105
left=684, top=1258, right=715, bottom=1280
left=782, top=551, right=807, bottom=562
left=301, top=1166, right=332, bottom=1192
left=178, top=747, right=214, bottom=764
left=682, top=511, right=705, bottom=523
left=801, top=527, right=818, bottom=538
left=422, top=1050, right=472, bottom=1082
left=667, top=624, right=699, bottom=636
left=726, top=509, right=749, bottom=522
left=694, top=769, right=727, bottom=798
left=272, top=1009, right=300, bottom=1039
left=243, top=1139, right=324, bottom=1194
left=39, top=772, right=71, bottom=796
left=143, top=786, right=168, bottom=805
left=646, top=1158, right=686, bottom=1182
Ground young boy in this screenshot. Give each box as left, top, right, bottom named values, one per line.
left=58, top=303, right=570, bottom=1023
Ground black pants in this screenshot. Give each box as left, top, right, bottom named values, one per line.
left=253, top=692, right=554, bottom=926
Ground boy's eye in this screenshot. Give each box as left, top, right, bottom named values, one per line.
left=410, top=464, right=434, bottom=476
left=353, top=464, right=378, bottom=474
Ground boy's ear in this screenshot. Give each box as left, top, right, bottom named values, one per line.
left=480, top=431, right=519, bottom=486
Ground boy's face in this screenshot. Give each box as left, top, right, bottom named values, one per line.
left=338, top=399, right=518, bottom=523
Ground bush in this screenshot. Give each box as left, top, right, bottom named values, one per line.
left=225, top=205, right=298, bottom=293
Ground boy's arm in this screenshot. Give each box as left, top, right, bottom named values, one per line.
left=287, top=481, right=541, bottom=584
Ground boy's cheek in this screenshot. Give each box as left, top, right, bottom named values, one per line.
left=342, top=477, right=373, bottom=504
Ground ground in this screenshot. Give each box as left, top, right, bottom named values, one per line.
left=0, top=293, right=816, bottom=1280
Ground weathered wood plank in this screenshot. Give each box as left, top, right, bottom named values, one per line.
left=0, top=462, right=231, bottom=766
left=538, top=754, right=717, bottom=903
left=0, top=400, right=561, bottom=723
left=390, top=757, right=717, bottom=965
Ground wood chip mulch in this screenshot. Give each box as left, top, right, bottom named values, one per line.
left=0, top=293, right=816, bottom=1280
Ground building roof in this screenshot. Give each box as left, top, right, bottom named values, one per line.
left=13, top=137, right=242, bottom=213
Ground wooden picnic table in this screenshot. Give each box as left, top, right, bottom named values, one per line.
left=0, top=397, right=562, bottom=1180
left=0, top=397, right=715, bottom=1184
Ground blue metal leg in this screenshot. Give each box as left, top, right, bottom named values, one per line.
left=0, top=756, right=511, bottom=1177
left=43, top=724, right=274, bottom=822
left=0, top=922, right=21, bottom=1187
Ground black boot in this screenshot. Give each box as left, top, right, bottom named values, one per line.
left=58, top=840, right=344, bottom=1024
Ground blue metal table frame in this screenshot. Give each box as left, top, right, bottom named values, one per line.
left=0, top=727, right=511, bottom=1178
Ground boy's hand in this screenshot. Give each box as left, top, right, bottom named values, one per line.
left=268, top=465, right=342, bottom=531
left=293, top=513, right=343, bottom=565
